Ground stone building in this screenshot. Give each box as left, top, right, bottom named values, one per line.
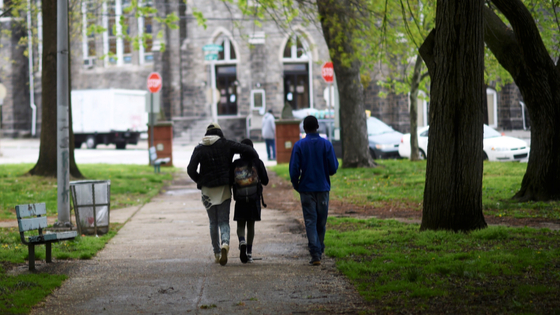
left=0, top=18, right=33, bottom=138
left=0, top=0, right=531, bottom=140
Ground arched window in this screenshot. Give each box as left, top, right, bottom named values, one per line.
left=215, top=35, right=237, bottom=62
left=282, top=34, right=312, bottom=110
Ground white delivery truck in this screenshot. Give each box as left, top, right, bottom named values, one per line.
left=71, top=89, right=149, bottom=149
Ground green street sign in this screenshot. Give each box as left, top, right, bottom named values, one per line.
left=203, top=44, right=223, bottom=52
left=205, top=54, right=218, bottom=61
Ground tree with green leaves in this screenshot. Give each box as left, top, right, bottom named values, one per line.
left=209, top=0, right=375, bottom=168
left=0, top=0, right=178, bottom=177
left=366, top=0, right=435, bottom=162
left=482, top=0, right=560, bottom=202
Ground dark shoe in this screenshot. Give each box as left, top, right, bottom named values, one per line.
left=239, top=241, right=248, bottom=264
left=309, top=257, right=321, bottom=266
left=220, top=244, right=229, bottom=266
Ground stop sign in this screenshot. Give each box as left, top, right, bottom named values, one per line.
left=147, top=72, right=162, bottom=93
left=321, top=62, right=334, bottom=83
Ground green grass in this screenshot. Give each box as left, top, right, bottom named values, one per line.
left=0, top=164, right=174, bottom=220
left=326, top=217, right=560, bottom=313
left=0, top=164, right=173, bottom=313
left=271, top=160, right=560, bottom=220
left=0, top=224, right=122, bottom=314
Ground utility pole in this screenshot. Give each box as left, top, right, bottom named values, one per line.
left=55, top=0, right=71, bottom=227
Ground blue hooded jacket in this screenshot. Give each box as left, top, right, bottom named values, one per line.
left=289, top=133, right=339, bottom=192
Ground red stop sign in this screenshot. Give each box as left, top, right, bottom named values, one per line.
left=321, top=62, right=334, bottom=83
left=147, top=72, right=162, bottom=93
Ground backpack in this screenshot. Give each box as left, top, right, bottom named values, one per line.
left=233, top=163, right=260, bottom=202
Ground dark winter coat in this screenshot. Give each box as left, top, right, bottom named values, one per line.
left=187, top=136, right=258, bottom=189
left=230, top=157, right=269, bottom=221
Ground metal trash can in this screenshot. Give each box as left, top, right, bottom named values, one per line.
left=70, top=180, right=111, bottom=236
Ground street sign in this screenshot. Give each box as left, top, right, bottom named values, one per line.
left=203, top=44, right=224, bottom=52
left=205, top=54, right=218, bottom=61
left=321, top=62, right=334, bottom=83
left=147, top=72, right=162, bottom=93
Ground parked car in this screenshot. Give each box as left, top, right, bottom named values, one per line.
left=398, top=124, right=530, bottom=161
left=366, top=116, right=403, bottom=159
left=299, top=116, right=402, bottom=159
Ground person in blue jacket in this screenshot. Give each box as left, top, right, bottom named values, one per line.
left=289, top=115, right=339, bottom=266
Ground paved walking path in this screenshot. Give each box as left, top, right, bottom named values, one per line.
left=25, top=173, right=366, bottom=314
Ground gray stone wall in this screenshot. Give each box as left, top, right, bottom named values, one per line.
left=0, top=0, right=534, bottom=140
left=183, top=0, right=333, bottom=125
left=498, top=83, right=527, bottom=130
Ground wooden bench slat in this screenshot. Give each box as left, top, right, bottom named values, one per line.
left=15, top=203, right=47, bottom=219
left=28, top=231, right=77, bottom=243
left=51, top=231, right=78, bottom=239
left=18, top=217, right=48, bottom=232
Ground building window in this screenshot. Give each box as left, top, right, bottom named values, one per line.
left=215, top=36, right=237, bottom=62
left=107, top=0, right=117, bottom=64
left=82, top=1, right=98, bottom=67
left=486, top=88, right=498, bottom=128
left=138, top=0, right=153, bottom=64
left=122, top=0, right=132, bottom=64
left=251, top=89, right=266, bottom=115
left=416, top=90, right=429, bottom=127
left=282, top=34, right=312, bottom=110
left=100, top=0, right=133, bottom=66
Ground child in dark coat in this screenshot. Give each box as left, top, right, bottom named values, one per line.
left=231, top=139, right=269, bottom=263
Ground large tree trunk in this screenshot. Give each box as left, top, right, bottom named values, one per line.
left=418, top=0, right=487, bottom=231
left=29, top=0, right=82, bottom=178
left=316, top=0, right=375, bottom=168
left=409, top=54, right=423, bottom=161
left=483, top=2, right=560, bottom=201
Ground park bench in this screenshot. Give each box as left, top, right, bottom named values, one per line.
left=149, top=146, right=170, bottom=173
left=16, top=203, right=78, bottom=271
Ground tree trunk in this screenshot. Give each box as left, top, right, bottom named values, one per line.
left=483, top=2, right=560, bottom=201
left=316, top=0, right=375, bottom=168
left=29, top=0, right=83, bottom=178
left=409, top=54, right=423, bottom=161
left=418, top=0, right=487, bottom=231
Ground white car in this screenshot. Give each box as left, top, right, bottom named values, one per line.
left=398, top=125, right=530, bottom=161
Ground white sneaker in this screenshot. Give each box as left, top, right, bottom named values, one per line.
left=219, top=244, right=229, bottom=266
left=214, top=253, right=221, bottom=264
left=247, top=253, right=253, bottom=263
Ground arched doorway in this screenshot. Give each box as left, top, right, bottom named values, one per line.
left=282, top=34, right=313, bottom=110
left=213, top=34, right=238, bottom=116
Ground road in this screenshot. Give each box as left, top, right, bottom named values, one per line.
left=0, top=138, right=278, bottom=168
left=0, top=130, right=530, bottom=167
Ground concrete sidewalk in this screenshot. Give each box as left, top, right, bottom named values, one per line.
left=26, top=173, right=366, bottom=314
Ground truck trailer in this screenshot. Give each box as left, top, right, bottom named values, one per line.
left=72, top=89, right=149, bottom=150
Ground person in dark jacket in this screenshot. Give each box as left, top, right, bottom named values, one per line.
left=230, top=139, right=269, bottom=263
left=289, top=115, right=338, bottom=266
left=187, top=123, right=258, bottom=266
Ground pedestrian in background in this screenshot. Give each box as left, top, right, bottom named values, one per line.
left=262, top=109, right=276, bottom=161
left=231, top=139, right=269, bottom=263
left=289, top=115, right=339, bottom=266
left=187, top=123, right=259, bottom=266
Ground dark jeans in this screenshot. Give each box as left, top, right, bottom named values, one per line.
left=265, top=138, right=276, bottom=160
left=299, top=191, right=329, bottom=259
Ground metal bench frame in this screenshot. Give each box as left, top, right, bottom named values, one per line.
left=16, top=203, right=78, bottom=271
